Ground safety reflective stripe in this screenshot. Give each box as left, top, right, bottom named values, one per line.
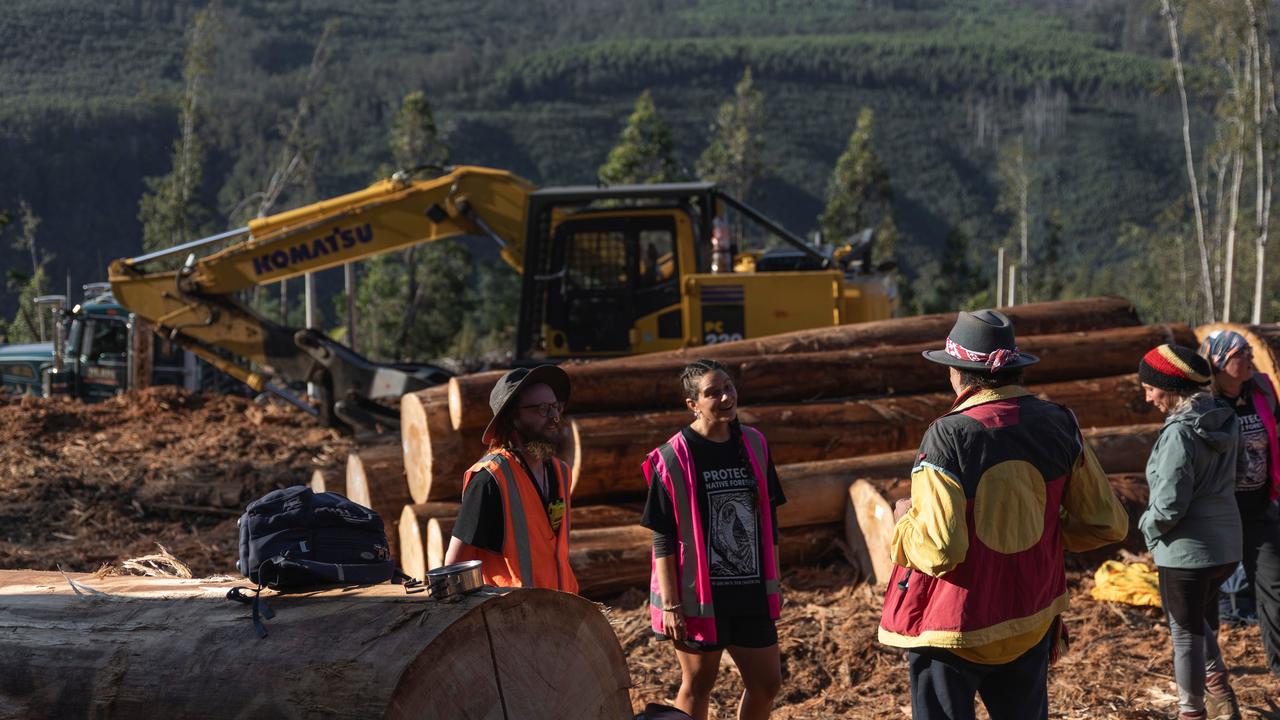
left=489, top=454, right=535, bottom=587
left=658, top=443, right=714, bottom=618
left=742, top=428, right=782, bottom=603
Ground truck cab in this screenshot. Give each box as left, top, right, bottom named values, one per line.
left=0, top=285, right=201, bottom=399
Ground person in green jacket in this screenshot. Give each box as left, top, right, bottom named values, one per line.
left=1139, top=344, right=1244, bottom=720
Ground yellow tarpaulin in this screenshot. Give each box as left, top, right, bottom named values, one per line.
left=1089, top=560, right=1162, bottom=608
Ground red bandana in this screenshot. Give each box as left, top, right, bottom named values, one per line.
left=945, top=337, right=1020, bottom=371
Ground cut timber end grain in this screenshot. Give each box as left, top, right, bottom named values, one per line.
left=400, top=386, right=471, bottom=503
left=346, top=443, right=410, bottom=559
left=397, top=502, right=462, bottom=580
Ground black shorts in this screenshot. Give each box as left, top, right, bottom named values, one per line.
left=657, top=614, right=778, bottom=651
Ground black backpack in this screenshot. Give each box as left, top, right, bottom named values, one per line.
left=228, top=485, right=416, bottom=636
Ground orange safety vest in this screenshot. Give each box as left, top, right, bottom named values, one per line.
left=461, top=449, right=578, bottom=593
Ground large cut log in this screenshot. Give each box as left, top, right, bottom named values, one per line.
left=401, top=386, right=485, bottom=503
left=0, top=571, right=633, bottom=719
left=346, top=443, right=410, bottom=559
left=569, top=375, right=1162, bottom=502
left=397, top=502, right=462, bottom=581
left=1195, top=322, right=1280, bottom=384
left=447, top=307, right=1157, bottom=431
left=570, top=523, right=842, bottom=599
left=590, top=296, right=1141, bottom=364
left=844, top=473, right=1151, bottom=585
left=775, top=423, right=1160, bottom=529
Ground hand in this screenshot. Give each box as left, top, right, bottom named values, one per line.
left=893, top=498, right=912, bottom=523
left=663, top=609, right=686, bottom=641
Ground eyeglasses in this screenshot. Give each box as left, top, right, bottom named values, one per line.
left=519, top=401, right=566, bottom=418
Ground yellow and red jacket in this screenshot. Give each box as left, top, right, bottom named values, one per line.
left=878, top=386, right=1128, bottom=663
left=461, top=449, right=578, bottom=593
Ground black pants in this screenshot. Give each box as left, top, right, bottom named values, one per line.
left=1242, top=509, right=1280, bottom=678
left=907, top=628, right=1052, bottom=720
left=1159, top=563, right=1236, bottom=713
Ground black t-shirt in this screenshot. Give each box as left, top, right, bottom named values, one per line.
left=1230, top=386, right=1272, bottom=517
left=451, top=455, right=561, bottom=555
left=640, top=427, right=786, bottom=617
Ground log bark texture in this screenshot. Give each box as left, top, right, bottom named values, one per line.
left=845, top=474, right=1151, bottom=586
left=448, top=308, right=1158, bottom=431
left=0, top=571, right=633, bottom=719
left=591, top=295, right=1142, bottom=364
left=569, top=375, right=1162, bottom=502
left=397, top=502, right=462, bottom=581
left=401, top=386, right=485, bottom=503
left=346, top=443, right=410, bottom=559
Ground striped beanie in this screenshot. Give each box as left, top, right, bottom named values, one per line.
left=1138, top=344, right=1211, bottom=393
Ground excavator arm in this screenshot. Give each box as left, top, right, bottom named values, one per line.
left=108, top=165, right=534, bottom=432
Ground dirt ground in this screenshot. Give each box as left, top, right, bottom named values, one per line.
left=0, top=387, right=351, bottom=573
left=1, top=389, right=1278, bottom=718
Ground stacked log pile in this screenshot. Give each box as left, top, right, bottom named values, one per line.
left=373, top=297, right=1187, bottom=598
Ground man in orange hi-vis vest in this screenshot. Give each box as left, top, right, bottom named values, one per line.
left=443, top=365, right=578, bottom=593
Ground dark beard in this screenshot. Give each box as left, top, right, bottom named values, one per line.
left=524, top=440, right=558, bottom=463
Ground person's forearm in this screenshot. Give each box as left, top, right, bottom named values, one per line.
left=443, top=536, right=480, bottom=567
left=656, top=554, right=680, bottom=607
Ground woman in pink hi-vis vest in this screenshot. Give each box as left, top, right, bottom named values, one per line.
left=640, top=359, right=787, bottom=720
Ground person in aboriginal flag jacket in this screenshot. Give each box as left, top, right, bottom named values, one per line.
left=878, top=309, right=1129, bottom=720
left=640, top=359, right=787, bottom=720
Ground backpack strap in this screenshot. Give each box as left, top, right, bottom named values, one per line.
left=226, top=570, right=276, bottom=639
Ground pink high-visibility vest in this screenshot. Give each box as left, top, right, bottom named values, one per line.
left=1251, top=373, right=1280, bottom=503
left=643, top=425, right=781, bottom=645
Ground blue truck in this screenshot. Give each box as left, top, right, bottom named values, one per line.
left=0, top=284, right=214, bottom=399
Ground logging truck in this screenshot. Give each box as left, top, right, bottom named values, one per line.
left=0, top=283, right=234, bottom=400
left=108, top=165, right=896, bottom=431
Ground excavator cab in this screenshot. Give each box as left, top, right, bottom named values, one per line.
left=518, top=184, right=713, bottom=359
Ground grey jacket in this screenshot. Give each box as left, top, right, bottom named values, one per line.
left=1141, top=392, right=1243, bottom=568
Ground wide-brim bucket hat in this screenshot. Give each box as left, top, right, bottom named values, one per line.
left=921, top=309, right=1040, bottom=372
left=481, top=365, right=571, bottom=445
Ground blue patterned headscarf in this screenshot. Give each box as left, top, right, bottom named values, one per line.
left=1199, top=330, right=1250, bottom=371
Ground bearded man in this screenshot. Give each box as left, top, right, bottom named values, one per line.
left=443, top=365, right=578, bottom=593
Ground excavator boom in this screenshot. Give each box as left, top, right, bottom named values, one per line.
left=108, top=166, right=534, bottom=431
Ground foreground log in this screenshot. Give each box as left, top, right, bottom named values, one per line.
left=448, top=303, right=1153, bottom=431
left=401, top=387, right=485, bottom=503
left=1195, top=322, right=1280, bottom=384
left=570, top=375, right=1162, bottom=502
left=346, top=443, right=410, bottom=559
left=845, top=473, right=1152, bottom=585
left=0, top=571, right=633, bottom=719
left=570, top=523, right=842, bottom=599
left=397, top=502, right=462, bottom=581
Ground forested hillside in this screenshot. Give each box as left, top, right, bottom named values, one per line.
left=0, top=0, right=1255, bottom=358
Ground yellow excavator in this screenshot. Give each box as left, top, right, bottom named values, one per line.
left=109, top=165, right=895, bottom=431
